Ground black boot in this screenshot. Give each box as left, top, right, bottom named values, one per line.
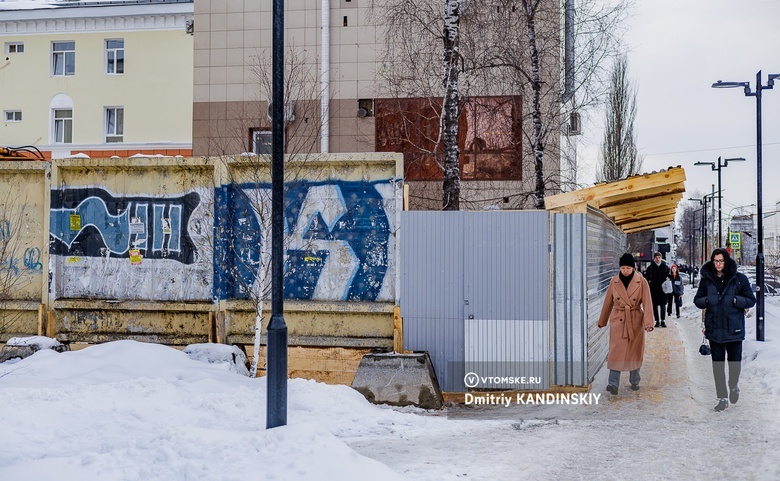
left=714, top=398, right=728, bottom=411
left=660, top=321, right=667, bottom=328
left=655, top=321, right=660, bottom=328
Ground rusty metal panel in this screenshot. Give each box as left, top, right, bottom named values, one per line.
left=50, top=158, right=215, bottom=302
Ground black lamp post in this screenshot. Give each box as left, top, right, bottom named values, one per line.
left=694, top=157, right=745, bottom=247
left=713, top=71, right=780, bottom=342
left=267, top=0, right=288, bottom=428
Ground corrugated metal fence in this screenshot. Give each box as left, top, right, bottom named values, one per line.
left=402, top=208, right=625, bottom=392
left=401, top=211, right=549, bottom=392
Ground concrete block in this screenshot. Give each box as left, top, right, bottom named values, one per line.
left=351, top=351, right=443, bottom=410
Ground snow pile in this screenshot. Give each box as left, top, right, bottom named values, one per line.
left=183, top=342, right=250, bottom=376
left=0, top=340, right=428, bottom=480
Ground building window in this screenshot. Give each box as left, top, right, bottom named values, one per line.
left=106, top=39, right=124, bottom=74
left=5, top=42, right=24, bottom=54
left=252, top=130, right=272, bottom=155
left=52, top=41, right=75, bottom=76
left=4, top=111, right=22, bottom=122
left=53, top=109, right=73, bottom=143
left=105, top=107, right=124, bottom=143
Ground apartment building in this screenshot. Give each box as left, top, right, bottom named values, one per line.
left=0, top=0, right=194, bottom=159
left=193, top=0, right=562, bottom=210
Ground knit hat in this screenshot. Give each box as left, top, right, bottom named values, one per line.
left=619, top=253, right=635, bottom=267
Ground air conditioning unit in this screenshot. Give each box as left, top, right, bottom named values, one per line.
left=357, top=108, right=369, bottom=118
left=185, top=20, right=194, bottom=35
left=566, top=111, right=581, bottom=136
left=267, top=99, right=295, bottom=124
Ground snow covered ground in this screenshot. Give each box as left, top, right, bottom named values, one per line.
left=1, top=289, right=779, bottom=480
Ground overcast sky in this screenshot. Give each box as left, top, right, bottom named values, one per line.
left=579, top=0, right=780, bottom=219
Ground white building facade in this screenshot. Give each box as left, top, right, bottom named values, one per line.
left=0, top=0, right=194, bottom=159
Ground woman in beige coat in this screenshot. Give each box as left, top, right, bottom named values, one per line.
left=598, top=253, right=655, bottom=394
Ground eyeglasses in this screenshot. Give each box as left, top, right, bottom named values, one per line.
left=713, top=259, right=725, bottom=264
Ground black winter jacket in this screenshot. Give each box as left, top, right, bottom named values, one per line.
left=645, top=261, right=670, bottom=299
left=693, top=258, right=756, bottom=343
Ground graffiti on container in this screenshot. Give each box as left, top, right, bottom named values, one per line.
left=216, top=180, right=396, bottom=302
left=50, top=187, right=201, bottom=264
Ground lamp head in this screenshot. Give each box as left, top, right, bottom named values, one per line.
left=723, top=157, right=746, bottom=166
left=694, top=161, right=716, bottom=170
left=712, top=80, right=752, bottom=95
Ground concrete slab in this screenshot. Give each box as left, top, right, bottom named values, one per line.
left=351, top=351, right=443, bottom=410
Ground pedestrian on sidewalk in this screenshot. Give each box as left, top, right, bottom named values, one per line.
left=644, top=252, right=670, bottom=328
left=598, top=253, right=655, bottom=395
left=667, top=263, right=684, bottom=318
left=693, top=248, right=756, bottom=412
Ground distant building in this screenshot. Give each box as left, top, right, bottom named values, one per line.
left=0, top=0, right=193, bottom=159
left=192, top=0, right=563, bottom=210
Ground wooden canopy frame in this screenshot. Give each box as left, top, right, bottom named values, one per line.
left=545, top=167, right=686, bottom=233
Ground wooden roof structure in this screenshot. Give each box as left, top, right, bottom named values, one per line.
left=545, top=167, right=687, bottom=234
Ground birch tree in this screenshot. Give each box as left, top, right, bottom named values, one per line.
left=442, top=0, right=461, bottom=210
left=373, top=0, right=631, bottom=209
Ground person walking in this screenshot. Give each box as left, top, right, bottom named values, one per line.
left=644, top=252, right=670, bottom=328
left=693, top=248, right=755, bottom=412
left=667, top=263, right=684, bottom=318
left=598, top=253, right=655, bottom=394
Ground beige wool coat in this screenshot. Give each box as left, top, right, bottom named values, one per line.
left=597, top=272, right=655, bottom=371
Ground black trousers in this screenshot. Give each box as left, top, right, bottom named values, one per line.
left=666, top=294, right=680, bottom=316
left=710, top=340, right=742, bottom=399
left=651, top=296, right=666, bottom=322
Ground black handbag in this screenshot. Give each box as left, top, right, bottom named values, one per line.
left=699, top=336, right=711, bottom=356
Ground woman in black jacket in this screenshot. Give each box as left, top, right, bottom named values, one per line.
left=693, top=248, right=756, bottom=412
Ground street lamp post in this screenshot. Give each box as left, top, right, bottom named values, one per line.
left=713, top=71, right=780, bottom=341
left=694, top=157, right=745, bottom=247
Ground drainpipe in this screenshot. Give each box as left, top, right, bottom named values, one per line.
left=321, top=0, right=330, bottom=153
left=562, top=0, right=574, bottom=103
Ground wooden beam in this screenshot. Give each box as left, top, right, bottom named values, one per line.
left=620, top=214, right=676, bottom=232
left=613, top=207, right=679, bottom=224
left=544, top=167, right=686, bottom=210
left=600, top=193, right=683, bottom=216
left=596, top=182, right=686, bottom=208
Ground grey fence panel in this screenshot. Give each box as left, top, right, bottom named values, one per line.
left=463, top=212, right=549, bottom=390
left=401, top=211, right=549, bottom=392
left=400, top=211, right=465, bottom=392
left=550, top=212, right=588, bottom=386
left=585, top=207, right=627, bottom=382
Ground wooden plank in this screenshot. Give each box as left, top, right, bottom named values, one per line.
left=37, top=304, right=45, bottom=336
left=620, top=214, right=676, bottom=232
left=599, top=193, right=683, bottom=215
left=545, top=168, right=686, bottom=210
left=612, top=207, right=678, bottom=224
left=215, top=311, right=226, bottom=344
left=47, top=311, right=56, bottom=338
left=393, top=306, right=405, bottom=353
left=595, top=182, right=686, bottom=209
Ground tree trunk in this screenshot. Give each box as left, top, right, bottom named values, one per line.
left=442, top=0, right=460, bottom=211
left=524, top=0, right=546, bottom=209
left=250, top=299, right=264, bottom=378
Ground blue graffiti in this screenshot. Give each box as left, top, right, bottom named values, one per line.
left=49, top=188, right=200, bottom=263
left=215, top=180, right=393, bottom=302
left=23, top=247, right=43, bottom=271
left=0, top=257, right=19, bottom=276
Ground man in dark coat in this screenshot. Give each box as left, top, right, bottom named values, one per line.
left=693, top=248, right=756, bottom=412
left=644, top=252, right=670, bottom=328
